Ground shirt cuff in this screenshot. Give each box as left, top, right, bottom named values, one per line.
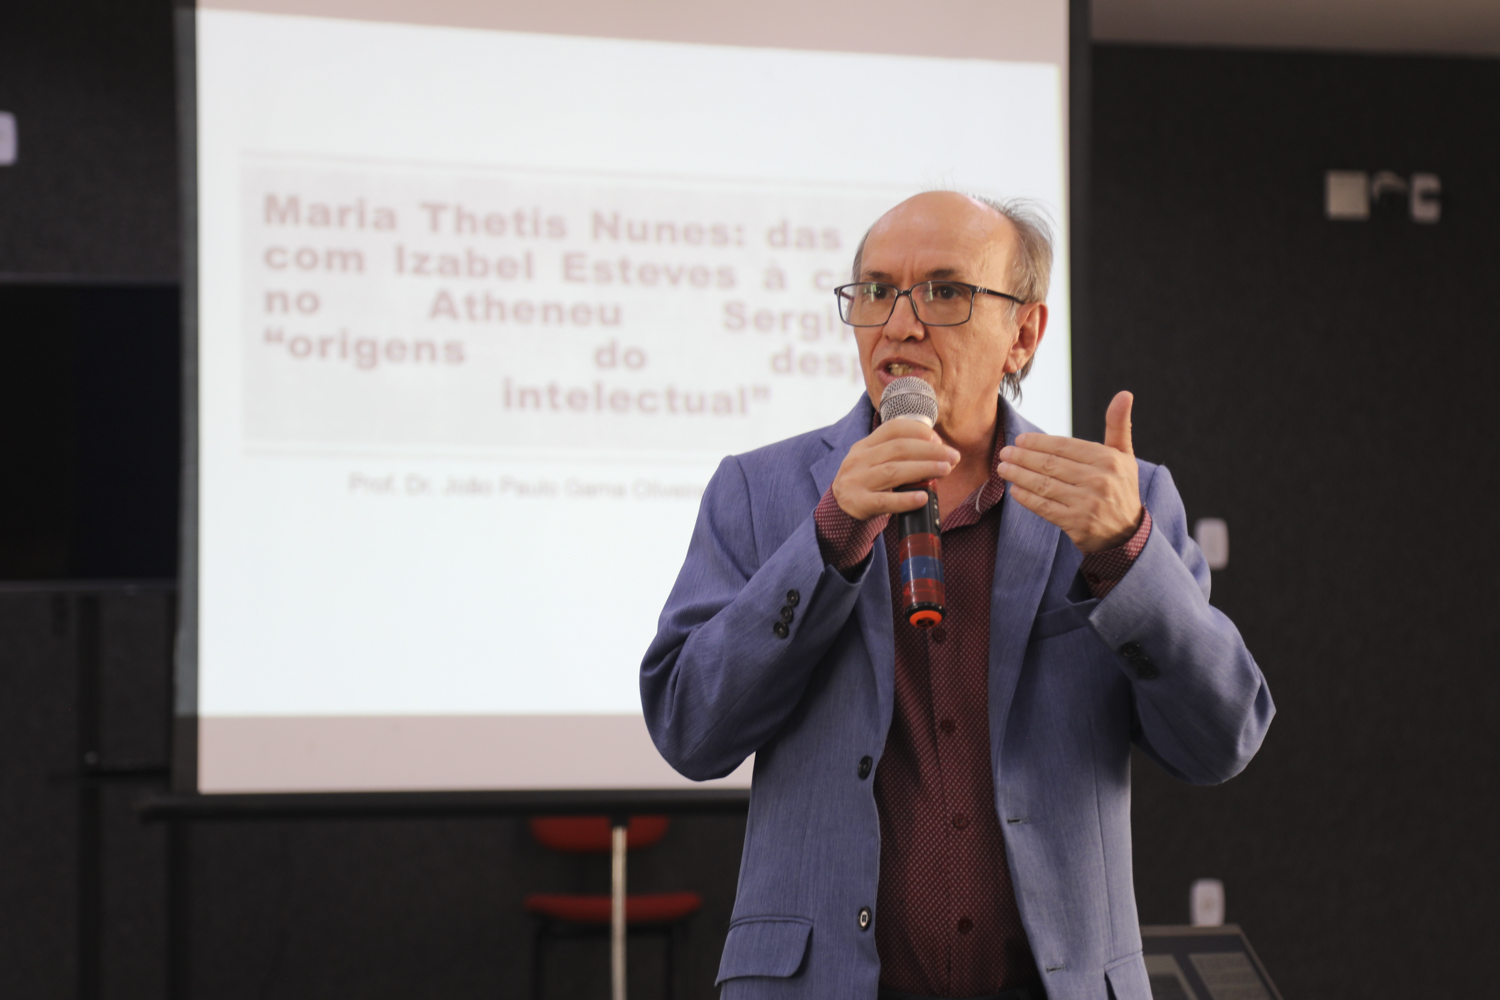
left=1079, top=508, right=1152, bottom=599
left=814, top=487, right=889, bottom=575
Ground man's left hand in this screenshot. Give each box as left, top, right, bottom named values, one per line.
left=997, top=390, right=1143, bottom=553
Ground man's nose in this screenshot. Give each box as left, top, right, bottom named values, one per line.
left=883, top=293, right=926, bottom=340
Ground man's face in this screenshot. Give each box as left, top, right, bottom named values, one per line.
left=853, top=192, right=1041, bottom=436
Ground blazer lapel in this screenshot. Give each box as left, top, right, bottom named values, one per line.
left=809, top=396, right=872, bottom=496
left=811, top=397, right=896, bottom=730
left=988, top=402, right=1061, bottom=776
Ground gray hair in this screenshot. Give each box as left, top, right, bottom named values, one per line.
left=849, top=193, right=1054, bottom=399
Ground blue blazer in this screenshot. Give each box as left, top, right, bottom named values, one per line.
left=641, top=396, right=1274, bottom=1000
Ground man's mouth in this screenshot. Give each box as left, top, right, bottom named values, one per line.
left=881, top=360, right=927, bottom=379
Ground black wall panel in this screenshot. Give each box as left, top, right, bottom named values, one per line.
left=178, top=813, right=744, bottom=1000
left=0, top=0, right=179, bottom=279
left=0, top=594, right=79, bottom=1000
left=0, top=589, right=173, bottom=1000
left=1090, top=45, right=1500, bottom=1000
left=0, top=285, right=180, bottom=580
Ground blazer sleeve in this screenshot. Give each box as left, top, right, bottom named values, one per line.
left=1087, top=463, right=1275, bottom=785
left=639, top=454, right=869, bottom=781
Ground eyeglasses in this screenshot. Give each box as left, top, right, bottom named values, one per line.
left=834, top=281, right=1025, bottom=327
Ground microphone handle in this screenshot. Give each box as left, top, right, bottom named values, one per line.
left=896, top=481, right=945, bottom=628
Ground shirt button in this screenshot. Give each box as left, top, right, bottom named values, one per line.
left=938, top=718, right=956, bottom=734
left=1120, top=641, right=1143, bottom=657
left=858, top=907, right=872, bottom=930
left=786, top=589, right=801, bottom=607
left=857, top=755, right=873, bottom=780
left=952, top=814, right=969, bottom=830
left=779, top=605, right=795, bottom=623
left=930, top=627, right=947, bottom=643
left=957, top=917, right=974, bottom=934
left=772, top=620, right=789, bottom=639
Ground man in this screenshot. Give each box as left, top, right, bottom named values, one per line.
left=641, top=192, right=1273, bottom=1000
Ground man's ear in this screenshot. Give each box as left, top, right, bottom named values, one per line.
left=1004, top=302, right=1048, bottom=374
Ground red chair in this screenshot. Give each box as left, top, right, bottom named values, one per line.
left=524, top=816, right=702, bottom=1000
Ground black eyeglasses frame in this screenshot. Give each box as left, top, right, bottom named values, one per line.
left=833, top=280, right=1027, bottom=328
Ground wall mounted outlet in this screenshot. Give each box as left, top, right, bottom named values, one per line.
left=1191, top=878, right=1225, bottom=927
left=0, top=112, right=16, bottom=166
left=1193, top=518, right=1229, bottom=571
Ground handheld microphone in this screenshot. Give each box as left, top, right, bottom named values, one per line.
left=879, top=377, right=946, bottom=629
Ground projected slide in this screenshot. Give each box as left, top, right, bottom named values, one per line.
left=191, top=0, right=1070, bottom=792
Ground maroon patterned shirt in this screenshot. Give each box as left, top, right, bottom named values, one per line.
left=813, top=406, right=1151, bottom=997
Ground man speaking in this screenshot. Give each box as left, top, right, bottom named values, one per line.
left=641, top=192, right=1273, bottom=1000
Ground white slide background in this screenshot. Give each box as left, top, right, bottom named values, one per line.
left=193, top=5, right=1070, bottom=790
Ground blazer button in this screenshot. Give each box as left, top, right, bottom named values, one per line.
left=779, top=605, right=795, bottom=623
left=1120, top=641, right=1143, bottom=657
left=857, top=907, right=871, bottom=930
left=772, top=621, right=789, bottom=639
left=786, top=589, right=801, bottom=608
left=857, top=755, right=872, bottom=779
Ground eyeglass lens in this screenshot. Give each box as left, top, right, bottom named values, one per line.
left=838, top=282, right=974, bottom=326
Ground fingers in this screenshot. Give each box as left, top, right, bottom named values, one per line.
left=1104, top=390, right=1134, bottom=455
left=998, top=424, right=1143, bottom=553
left=1011, top=392, right=1136, bottom=462
left=867, top=460, right=956, bottom=492
left=1003, top=482, right=1063, bottom=524
left=831, top=476, right=932, bottom=521
left=995, top=458, right=1087, bottom=504
left=855, top=488, right=932, bottom=516
left=852, top=430, right=958, bottom=490
left=997, top=444, right=1094, bottom=487
left=1009, top=433, right=1112, bottom=466
left=1004, top=478, right=1124, bottom=552
left=832, top=422, right=958, bottom=521
left=871, top=418, right=950, bottom=447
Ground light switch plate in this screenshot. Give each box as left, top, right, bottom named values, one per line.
left=1325, top=170, right=1368, bottom=220
left=1193, top=518, right=1229, bottom=571
left=0, top=112, right=15, bottom=166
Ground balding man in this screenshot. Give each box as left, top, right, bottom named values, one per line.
left=642, top=192, right=1273, bottom=1000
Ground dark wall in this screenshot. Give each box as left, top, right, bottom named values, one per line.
left=0, top=285, right=181, bottom=580
left=0, top=585, right=748, bottom=1000
left=2, top=3, right=1498, bottom=996
left=0, top=0, right=183, bottom=579
left=179, top=810, right=746, bottom=999
left=1091, top=45, right=1500, bottom=1000
left=0, top=0, right=179, bottom=279
left=0, top=588, right=173, bottom=1000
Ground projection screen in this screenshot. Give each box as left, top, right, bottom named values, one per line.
left=181, top=0, right=1075, bottom=793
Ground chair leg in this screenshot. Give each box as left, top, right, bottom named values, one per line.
left=531, top=919, right=547, bottom=1000
left=663, top=924, right=675, bottom=1000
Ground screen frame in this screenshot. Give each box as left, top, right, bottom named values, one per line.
left=170, top=0, right=1094, bottom=802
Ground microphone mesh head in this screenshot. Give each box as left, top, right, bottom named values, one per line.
left=879, top=376, right=938, bottom=428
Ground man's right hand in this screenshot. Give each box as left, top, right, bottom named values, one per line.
left=830, top=420, right=960, bottom=521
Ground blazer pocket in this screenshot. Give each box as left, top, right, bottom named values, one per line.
left=715, top=916, right=814, bottom=983
left=1030, top=600, right=1099, bottom=642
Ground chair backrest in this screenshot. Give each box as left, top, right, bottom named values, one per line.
left=528, top=815, right=670, bottom=854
